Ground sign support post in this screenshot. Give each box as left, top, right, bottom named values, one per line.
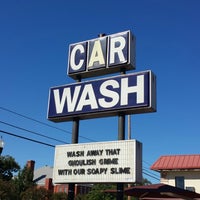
left=68, top=118, right=79, bottom=200
left=68, top=78, right=81, bottom=200
left=128, top=114, right=132, bottom=200
left=117, top=67, right=126, bottom=200
left=117, top=68, right=126, bottom=199
left=117, top=113, right=125, bottom=199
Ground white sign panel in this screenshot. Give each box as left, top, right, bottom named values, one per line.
left=53, top=140, right=142, bottom=183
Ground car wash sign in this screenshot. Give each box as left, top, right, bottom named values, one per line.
left=67, top=30, right=135, bottom=79
left=53, top=140, right=142, bottom=183
left=48, top=70, right=156, bottom=122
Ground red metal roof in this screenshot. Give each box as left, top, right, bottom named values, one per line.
left=151, top=154, right=200, bottom=171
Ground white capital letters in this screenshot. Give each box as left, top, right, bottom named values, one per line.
left=121, top=75, right=144, bottom=105
left=70, top=44, right=85, bottom=70
left=88, top=40, right=105, bottom=67
left=53, top=86, right=81, bottom=113
left=99, top=80, right=119, bottom=108
left=76, top=84, right=98, bottom=111
left=109, top=36, right=126, bottom=64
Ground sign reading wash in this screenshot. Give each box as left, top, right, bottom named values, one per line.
left=53, top=140, right=142, bottom=183
left=68, top=30, right=135, bottom=79
left=48, top=70, right=156, bottom=122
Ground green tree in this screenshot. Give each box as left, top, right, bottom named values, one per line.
left=74, top=194, right=87, bottom=200
left=20, top=187, right=52, bottom=200
left=0, top=155, right=20, bottom=199
left=51, top=192, right=68, bottom=200
left=0, top=155, right=20, bottom=181
left=86, top=178, right=152, bottom=200
left=86, top=184, right=116, bottom=200
left=14, top=163, right=36, bottom=197
left=0, top=179, right=18, bottom=200
left=141, top=178, right=151, bottom=185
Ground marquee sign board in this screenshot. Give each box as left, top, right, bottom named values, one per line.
left=53, top=140, right=142, bottom=183
left=67, top=30, right=135, bottom=80
left=47, top=70, right=156, bottom=122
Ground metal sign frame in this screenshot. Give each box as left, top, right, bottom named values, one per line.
left=47, top=70, right=156, bottom=122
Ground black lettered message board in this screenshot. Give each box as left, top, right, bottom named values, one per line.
left=53, top=140, right=142, bottom=183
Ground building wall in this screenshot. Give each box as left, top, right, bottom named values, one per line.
left=160, top=170, right=200, bottom=193
left=31, top=160, right=92, bottom=197
left=54, top=184, right=91, bottom=195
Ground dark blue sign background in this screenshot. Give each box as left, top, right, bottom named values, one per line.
left=67, top=30, right=135, bottom=80
left=48, top=71, right=156, bottom=122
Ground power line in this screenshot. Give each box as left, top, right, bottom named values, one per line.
left=0, top=130, right=55, bottom=148
left=0, top=106, right=72, bottom=133
left=143, top=160, right=153, bottom=167
left=0, top=120, right=67, bottom=144
left=0, top=106, right=96, bottom=142
left=143, top=171, right=160, bottom=181
left=0, top=106, right=159, bottom=174
left=143, top=166, right=160, bottom=178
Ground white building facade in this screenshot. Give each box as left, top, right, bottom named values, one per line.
left=151, top=154, right=200, bottom=193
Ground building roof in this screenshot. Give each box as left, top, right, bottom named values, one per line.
left=105, top=184, right=200, bottom=199
left=124, top=183, right=200, bottom=199
left=33, top=165, right=53, bottom=185
left=151, top=154, right=200, bottom=171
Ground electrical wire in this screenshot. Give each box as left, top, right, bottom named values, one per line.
left=0, top=120, right=67, bottom=144
left=143, top=166, right=160, bottom=178
left=143, top=170, right=160, bottom=181
left=0, top=130, right=55, bottom=148
left=0, top=106, right=161, bottom=182
left=143, top=168, right=159, bottom=177
left=142, top=161, right=160, bottom=181
left=0, top=106, right=96, bottom=142
left=143, top=160, right=153, bottom=167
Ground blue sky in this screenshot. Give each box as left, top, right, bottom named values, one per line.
left=1, top=0, right=200, bottom=183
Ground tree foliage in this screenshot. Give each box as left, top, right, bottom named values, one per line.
left=74, top=193, right=87, bottom=200
left=20, top=187, right=52, bottom=200
left=0, top=155, right=20, bottom=181
left=14, top=163, right=36, bottom=195
left=0, top=155, right=69, bottom=199
left=0, top=179, right=18, bottom=200
left=52, top=192, right=68, bottom=200
left=86, top=184, right=116, bottom=200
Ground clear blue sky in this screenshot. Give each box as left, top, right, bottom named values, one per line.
left=1, top=0, right=200, bottom=183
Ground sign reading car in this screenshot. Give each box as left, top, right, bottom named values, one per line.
left=67, top=30, right=135, bottom=79
left=47, top=70, right=156, bottom=122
